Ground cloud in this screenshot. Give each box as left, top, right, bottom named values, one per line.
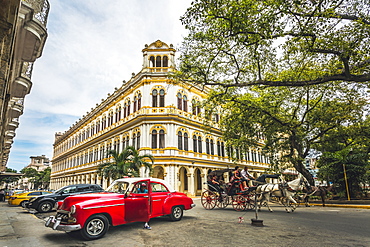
left=7, top=0, right=192, bottom=172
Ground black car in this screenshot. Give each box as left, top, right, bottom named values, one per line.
left=25, top=184, right=104, bottom=213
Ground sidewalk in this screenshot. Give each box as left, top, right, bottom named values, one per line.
left=307, top=199, right=370, bottom=209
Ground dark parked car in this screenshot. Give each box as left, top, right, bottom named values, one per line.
left=25, top=184, right=104, bottom=213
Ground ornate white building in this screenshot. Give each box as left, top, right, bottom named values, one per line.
left=50, top=40, right=270, bottom=196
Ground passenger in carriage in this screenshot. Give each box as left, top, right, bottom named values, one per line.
left=231, top=166, right=247, bottom=191
left=210, top=175, right=223, bottom=195
left=241, top=166, right=255, bottom=190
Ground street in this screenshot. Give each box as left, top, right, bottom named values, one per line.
left=1, top=198, right=370, bottom=247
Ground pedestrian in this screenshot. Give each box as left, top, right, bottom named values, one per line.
left=0, top=189, right=5, bottom=202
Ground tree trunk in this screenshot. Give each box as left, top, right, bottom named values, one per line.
left=294, top=162, right=315, bottom=185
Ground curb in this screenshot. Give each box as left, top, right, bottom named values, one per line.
left=306, top=203, right=370, bottom=209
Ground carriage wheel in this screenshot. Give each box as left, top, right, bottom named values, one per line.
left=245, top=197, right=256, bottom=210
left=232, top=195, right=246, bottom=211
left=216, top=194, right=229, bottom=209
left=201, top=190, right=217, bottom=210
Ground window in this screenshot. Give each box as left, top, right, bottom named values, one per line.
left=184, top=132, right=189, bottom=151
left=152, top=130, right=157, bottom=149
left=150, top=56, right=155, bottom=67
left=159, top=89, right=165, bottom=107
left=152, top=89, right=158, bottom=107
left=156, top=56, right=161, bottom=67
left=163, top=56, right=168, bottom=67
left=178, top=131, right=183, bottom=150
left=159, top=130, right=165, bottom=148
left=132, top=134, right=136, bottom=149
left=151, top=183, right=168, bottom=192
left=136, top=132, right=141, bottom=149
left=183, top=95, right=188, bottom=112
left=198, top=136, right=202, bottom=153
left=193, top=135, right=197, bottom=152
left=206, top=138, right=210, bottom=154
left=177, top=93, right=182, bottom=110
left=134, top=96, right=137, bottom=112
left=210, top=139, right=214, bottom=155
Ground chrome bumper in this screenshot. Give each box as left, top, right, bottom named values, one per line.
left=45, top=216, right=81, bottom=232
left=191, top=203, right=196, bottom=208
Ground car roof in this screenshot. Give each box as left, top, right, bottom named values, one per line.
left=113, top=177, right=176, bottom=192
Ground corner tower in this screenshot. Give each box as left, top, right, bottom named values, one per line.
left=142, top=40, right=176, bottom=73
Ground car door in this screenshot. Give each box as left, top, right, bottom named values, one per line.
left=150, top=182, right=169, bottom=217
left=125, top=180, right=150, bottom=223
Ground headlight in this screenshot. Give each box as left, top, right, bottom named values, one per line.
left=70, top=205, right=76, bottom=214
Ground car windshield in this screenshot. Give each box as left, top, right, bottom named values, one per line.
left=106, top=181, right=130, bottom=194
left=53, top=186, right=70, bottom=194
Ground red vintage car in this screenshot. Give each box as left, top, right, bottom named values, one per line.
left=45, top=178, right=195, bottom=240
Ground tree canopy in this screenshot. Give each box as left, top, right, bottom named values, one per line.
left=178, top=0, right=370, bottom=185
left=178, top=0, right=370, bottom=88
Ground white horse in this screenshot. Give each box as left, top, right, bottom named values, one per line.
left=256, top=177, right=305, bottom=213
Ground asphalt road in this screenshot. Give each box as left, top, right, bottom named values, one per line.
left=1, top=198, right=369, bottom=247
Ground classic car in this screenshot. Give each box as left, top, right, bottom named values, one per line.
left=25, top=184, right=104, bottom=213
left=45, top=177, right=195, bottom=240
left=8, top=190, right=52, bottom=207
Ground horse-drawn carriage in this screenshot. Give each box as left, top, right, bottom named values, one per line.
left=201, top=169, right=280, bottom=211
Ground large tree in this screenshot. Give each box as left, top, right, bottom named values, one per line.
left=204, top=82, right=367, bottom=185
left=178, top=0, right=369, bottom=87
left=177, top=0, right=370, bottom=184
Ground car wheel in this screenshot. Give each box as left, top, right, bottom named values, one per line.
left=169, top=206, right=183, bottom=221
left=20, top=200, right=28, bottom=208
left=80, top=214, right=109, bottom=241
left=38, top=201, right=53, bottom=213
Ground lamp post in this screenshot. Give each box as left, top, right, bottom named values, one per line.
left=342, top=164, right=351, bottom=201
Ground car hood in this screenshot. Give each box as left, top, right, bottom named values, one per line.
left=60, top=192, right=124, bottom=210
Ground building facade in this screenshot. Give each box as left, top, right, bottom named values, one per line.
left=0, top=0, right=49, bottom=171
left=14, top=154, right=51, bottom=190
left=50, top=40, right=270, bottom=196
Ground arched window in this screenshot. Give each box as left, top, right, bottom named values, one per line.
left=163, top=56, right=168, bottom=67
left=122, top=137, right=126, bottom=150
left=133, top=96, right=137, bottom=112
left=102, top=116, right=106, bottom=129
left=221, top=142, right=225, bottom=157
left=184, top=132, right=189, bottom=151
left=156, top=56, right=161, bottom=67
left=159, top=130, right=165, bottom=148
left=193, top=135, right=197, bottom=153
left=159, top=89, right=165, bottom=107
left=127, top=101, right=131, bottom=116
left=138, top=94, right=141, bottom=110
left=124, top=103, right=127, bottom=118
left=210, top=139, right=214, bottom=155
left=178, top=131, right=183, bottom=150
left=132, top=133, right=136, bottom=149
left=177, top=93, right=182, bottom=110
left=183, top=95, right=188, bottom=112
left=198, top=136, right=202, bottom=153
left=192, top=99, right=197, bottom=115
left=150, top=56, right=155, bottom=67
left=136, top=132, right=141, bottom=149
left=152, top=130, right=157, bottom=149
left=152, top=89, right=158, bottom=107
left=117, top=106, right=122, bottom=122
left=206, top=138, right=210, bottom=154
left=217, top=141, right=221, bottom=156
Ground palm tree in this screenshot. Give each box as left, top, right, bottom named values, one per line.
left=97, top=146, right=154, bottom=181
left=97, top=148, right=132, bottom=181
left=125, top=146, right=154, bottom=177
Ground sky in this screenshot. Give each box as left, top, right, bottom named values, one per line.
left=7, top=0, right=192, bottom=172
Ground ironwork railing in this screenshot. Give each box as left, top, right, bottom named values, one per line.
left=22, top=0, right=50, bottom=26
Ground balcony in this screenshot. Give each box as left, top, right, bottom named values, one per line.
left=8, top=98, right=24, bottom=118
left=16, top=0, right=49, bottom=62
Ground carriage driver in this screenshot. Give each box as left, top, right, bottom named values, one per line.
left=241, top=166, right=255, bottom=190
left=210, top=175, right=223, bottom=195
